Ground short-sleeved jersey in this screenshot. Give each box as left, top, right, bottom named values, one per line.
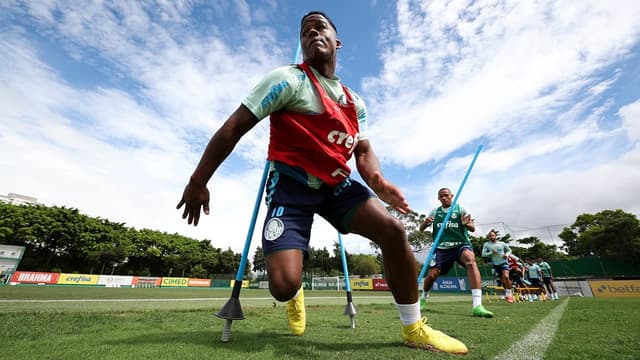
left=429, top=204, right=471, bottom=249
left=481, top=241, right=511, bottom=265
left=242, top=65, right=369, bottom=188
left=538, top=261, right=552, bottom=277
left=527, top=263, right=542, bottom=280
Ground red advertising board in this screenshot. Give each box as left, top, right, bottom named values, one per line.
left=132, top=276, right=162, bottom=287
left=188, top=278, right=212, bottom=287
left=10, top=271, right=59, bottom=285
left=372, top=278, right=390, bottom=291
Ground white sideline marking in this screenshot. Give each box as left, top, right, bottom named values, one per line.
left=494, top=299, right=569, bottom=360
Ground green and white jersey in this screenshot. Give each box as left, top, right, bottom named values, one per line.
left=527, top=263, right=542, bottom=280
left=481, top=241, right=511, bottom=265
left=242, top=64, right=369, bottom=189
left=429, top=204, right=471, bottom=249
left=538, top=261, right=552, bottom=277
left=242, top=64, right=368, bottom=136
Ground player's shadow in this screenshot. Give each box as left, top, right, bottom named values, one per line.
left=107, top=328, right=398, bottom=358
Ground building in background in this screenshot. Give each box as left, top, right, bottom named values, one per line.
left=0, top=193, right=41, bottom=206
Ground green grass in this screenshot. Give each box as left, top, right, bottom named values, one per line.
left=1, top=286, right=639, bottom=359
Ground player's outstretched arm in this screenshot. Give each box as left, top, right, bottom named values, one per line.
left=354, top=139, right=409, bottom=214
left=177, top=105, right=259, bottom=226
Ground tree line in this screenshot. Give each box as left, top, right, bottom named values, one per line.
left=1, top=202, right=638, bottom=278
left=0, top=203, right=248, bottom=278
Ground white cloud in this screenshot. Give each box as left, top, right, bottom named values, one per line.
left=0, top=2, right=286, bottom=256
left=619, top=99, right=640, bottom=142
left=364, top=0, right=640, bottom=168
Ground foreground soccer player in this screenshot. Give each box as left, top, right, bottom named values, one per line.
left=177, top=11, right=467, bottom=355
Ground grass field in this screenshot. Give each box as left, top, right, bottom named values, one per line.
left=1, top=286, right=639, bottom=359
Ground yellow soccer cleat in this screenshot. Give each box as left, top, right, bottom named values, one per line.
left=286, top=288, right=306, bottom=336
left=402, top=317, right=468, bottom=355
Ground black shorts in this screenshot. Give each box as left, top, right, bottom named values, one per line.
left=493, top=263, right=509, bottom=275
left=428, top=245, right=473, bottom=275
left=261, top=171, right=373, bottom=257
left=543, top=277, right=553, bottom=285
left=529, top=278, right=543, bottom=288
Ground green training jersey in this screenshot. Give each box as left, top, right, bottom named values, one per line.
left=481, top=241, right=511, bottom=265
left=538, top=261, right=552, bottom=277
left=242, top=64, right=369, bottom=189
left=429, top=204, right=471, bottom=250
left=527, top=263, right=542, bottom=280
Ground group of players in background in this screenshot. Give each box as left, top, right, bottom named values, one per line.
left=419, top=187, right=560, bottom=314
left=482, top=230, right=560, bottom=302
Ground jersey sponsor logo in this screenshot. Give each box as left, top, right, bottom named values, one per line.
left=436, top=221, right=460, bottom=229
left=327, top=130, right=359, bottom=153
left=330, top=168, right=350, bottom=179
left=264, top=217, right=284, bottom=241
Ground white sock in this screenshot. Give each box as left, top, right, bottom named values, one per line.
left=472, top=289, right=482, bottom=308
left=396, top=302, right=421, bottom=326
left=422, top=291, right=430, bottom=299
left=292, top=286, right=302, bottom=300
left=505, top=289, right=512, bottom=297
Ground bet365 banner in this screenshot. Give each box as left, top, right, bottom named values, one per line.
left=589, top=280, right=640, bottom=297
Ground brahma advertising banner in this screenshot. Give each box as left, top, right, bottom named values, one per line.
left=372, top=278, right=390, bottom=291
left=10, top=271, right=59, bottom=285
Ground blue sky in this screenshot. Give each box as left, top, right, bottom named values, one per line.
left=1, top=0, right=639, bottom=257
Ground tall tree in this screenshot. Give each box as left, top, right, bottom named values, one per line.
left=559, top=209, right=640, bottom=262
left=252, top=246, right=266, bottom=274
left=350, top=254, right=382, bottom=277
left=372, top=207, right=432, bottom=253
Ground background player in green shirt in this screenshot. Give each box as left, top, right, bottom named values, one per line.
left=537, top=256, right=559, bottom=300
left=419, top=188, right=493, bottom=317
left=525, top=259, right=547, bottom=300
left=482, top=230, right=514, bottom=303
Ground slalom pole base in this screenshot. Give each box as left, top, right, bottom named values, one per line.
left=343, top=301, right=358, bottom=328
left=215, top=281, right=245, bottom=342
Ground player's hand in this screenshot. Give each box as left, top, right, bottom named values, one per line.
left=419, top=217, right=434, bottom=232
left=368, top=172, right=410, bottom=214
left=176, top=178, right=210, bottom=226
left=462, top=214, right=472, bottom=225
